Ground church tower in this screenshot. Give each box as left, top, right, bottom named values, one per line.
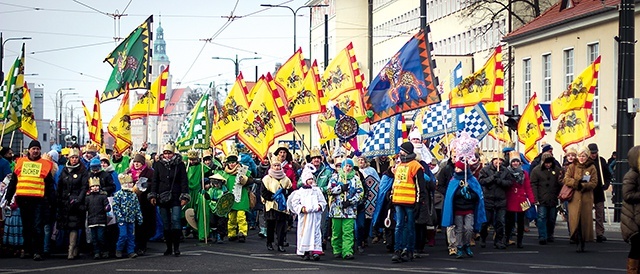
left=151, top=20, right=170, bottom=81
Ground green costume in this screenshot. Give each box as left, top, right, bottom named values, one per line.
left=216, top=167, right=251, bottom=212
left=112, top=155, right=131, bottom=174
left=186, top=162, right=212, bottom=241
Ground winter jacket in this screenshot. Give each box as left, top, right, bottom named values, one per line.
left=591, top=155, right=612, bottom=204
left=111, top=155, right=131, bottom=174
left=328, top=172, right=364, bottom=219
left=478, top=161, right=513, bottom=209
left=530, top=162, right=563, bottom=207
left=505, top=169, right=535, bottom=212
left=442, top=171, right=486, bottom=231
left=436, top=159, right=454, bottom=195
left=56, top=163, right=89, bottom=229
left=85, top=191, right=109, bottom=226
left=372, top=171, right=394, bottom=229
left=621, top=146, right=640, bottom=242
left=89, top=170, right=116, bottom=196
left=113, top=189, right=143, bottom=224
left=149, top=154, right=190, bottom=207
left=564, top=159, right=598, bottom=242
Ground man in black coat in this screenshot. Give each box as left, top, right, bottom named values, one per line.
left=588, top=143, right=612, bottom=243
left=529, top=154, right=563, bottom=245
left=478, top=155, right=513, bottom=249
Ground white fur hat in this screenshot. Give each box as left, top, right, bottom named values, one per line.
left=300, top=163, right=317, bottom=185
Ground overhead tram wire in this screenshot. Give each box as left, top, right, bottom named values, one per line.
left=29, top=41, right=114, bottom=55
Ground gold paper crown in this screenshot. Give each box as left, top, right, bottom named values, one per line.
left=85, top=143, right=99, bottom=153
left=98, top=153, right=109, bottom=161
left=309, top=147, right=322, bottom=159
left=203, top=149, right=213, bottom=158
left=118, top=173, right=133, bottom=184
left=89, top=177, right=101, bottom=187
left=162, top=143, right=175, bottom=153
left=68, top=148, right=81, bottom=157
left=187, top=149, right=200, bottom=159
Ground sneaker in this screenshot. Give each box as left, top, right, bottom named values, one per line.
left=596, top=235, right=607, bottom=243
left=463, top=245, right=474, bottom=257
left=136, top=249, right=145, bottom=256
left=128, top=253, right=138, bottom=258
left=33, top=253, right=43, bottom=261
left=302, top=253, right=311, bottom=261
left=455, top=248, right=465, bottom=259
left=312, top=253, right=320, bottom=261
left=448, top=247, right=457, bottom=256
left=94, top=254, right=101, bottom=260
left=494, top=242, right=506, bottom=249
left=507, top=240, right=516, bottom=246
left=238, top=232, right=246, bottom=243
left=400, top=250, right=410, bottom=262
left=115, top=251, right=123, bottom=258
left=333, top=253, right=342, bottom=259
left=392, top=250, right=402, bottom=263
left=101, top=252, right=109, bottom=259
left=344, top=254, right=354, bottom=260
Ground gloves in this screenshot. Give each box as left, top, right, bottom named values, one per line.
left=341, top=184, right=349, bottom=192
left=342, top=200, right=352, bottom=208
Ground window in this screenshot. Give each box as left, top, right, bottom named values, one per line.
left=563, top=48, right=574, bottom=89
left=542, top=54, right=552, bottom=102
left=588, top=43, right=600, bottom=125
left=523, top=58, right=531, bottom=105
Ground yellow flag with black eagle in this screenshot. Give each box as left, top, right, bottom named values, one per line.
left=108, top=87, right=132, bottom=153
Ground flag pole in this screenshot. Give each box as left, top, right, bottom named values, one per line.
left=0, top=118, right=8, bottom=144
left=293, top=128, right=311, bottom=155
left=8, top=130, right=15, bottom=148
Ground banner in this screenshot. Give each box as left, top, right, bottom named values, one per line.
left=19, top=82, right=37, bottom=140
left=288, top=60, right=325, bottom=118
left=449, top=46, right=504, bottom=108
left=107, top=88, right=132, bottom=153
left=211, top=72, right=250, bottom=145
left=175, top=93, right=210, bottom=152
left=130, top=65, right=168, bottom=119
left=274, top=48, right=307, bottom=103
left=550, top=55, right=600, bottom=119
left=518, top=93, right=545, bottom=150
left=554, top=108, right=595, bottom=149
left=321, top=42, right=364, bottom=101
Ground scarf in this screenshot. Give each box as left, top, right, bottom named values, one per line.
left=339, top=169, right=355, bottom=181
left=161, top=155, right=179, bottom=169
left=453, top=170, right=466, bottom=180
left=130, top=164, right=146, bottom=182
left=224, top=164, right=239, bottom=175
left=400, top=153, right=416, bottom=163
left=66, top=161, right=80, bottom=172
left=508, top=166, right=524, bottom=184
left=268, top=168, right=286, bottom=180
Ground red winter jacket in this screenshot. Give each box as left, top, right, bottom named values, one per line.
left=505, top=170, right=536, bottom=212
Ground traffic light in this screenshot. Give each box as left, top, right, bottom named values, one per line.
left=504, top=106, right=520, bottom=132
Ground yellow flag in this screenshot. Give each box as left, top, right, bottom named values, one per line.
left=211, top=73, right=251, bottom=145
left=289, top=60, right=325, bottom=118
left=274, top=48, right=307, bottom=102
left=554, top=108, right=595, bottom=149
left=107, top=88, right=132, bottom=153
left=19, top=82, right=37, bottom=140
left=81, top=101, right=91, bottom=128
left=89, top=90, right=103, bottom=145
left=430, top=132, right=457, bottom=161
left=322, top=42, right=364, bottom=101
left=237, top=73, right=293, bottom=160
left=550, top=56, right=600, bottom=120
left=488, top=114, right=511, bottom=143
left=484, top=100, right=504, bottom=116
left=130, top=65, right=169, bottom=119
left=517, top=93, right=545, bottom=151
left=524, top=146, right=538, bottom=162
left=449, top=46, right=504, bottom=108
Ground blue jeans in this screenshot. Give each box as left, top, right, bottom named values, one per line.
left=43, top=223, right=51, bottom=253
left=90, top=226, right=106, bottom=254
left=355, top=208, right=365, bottom=245
left=116, top=222, right=135, bottom=254
left=394, top=205, right=415, bottom=252
left=536, top=205, right=558, bottom=241
left=160, top=206, right=182, bottom=230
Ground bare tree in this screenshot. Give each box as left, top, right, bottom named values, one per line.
left=459, top=0, right=555, bottom=36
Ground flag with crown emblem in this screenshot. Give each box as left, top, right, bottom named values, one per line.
left=211, top=72, right=251, bottom=145
left=176, top=93, right=210, bottom=152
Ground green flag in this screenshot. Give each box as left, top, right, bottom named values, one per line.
left=102, top=15, right=152, bottom=102
left=1, top=43, right=25, bottom=121
left=175, top=94, right=210, bottom=152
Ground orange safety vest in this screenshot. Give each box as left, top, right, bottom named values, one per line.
left=14, top=157, right=53, bottom=198
left=392, top=160, right=423, bottom=206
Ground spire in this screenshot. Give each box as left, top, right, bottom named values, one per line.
left=153, top=17, right=169, bottom=62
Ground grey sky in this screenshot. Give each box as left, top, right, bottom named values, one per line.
left=0, top=0, right=312, bottom=121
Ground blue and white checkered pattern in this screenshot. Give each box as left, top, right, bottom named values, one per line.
left=460, top=103, right=493, bottom=140
left=362, top=115, right=402, bottom=158
left=416, top=100, right=459, bottom=139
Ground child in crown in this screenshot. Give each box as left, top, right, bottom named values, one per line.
left=113, top=174, right=143, bottom=259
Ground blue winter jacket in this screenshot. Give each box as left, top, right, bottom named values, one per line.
left=441, top=170, right=487, bottom=231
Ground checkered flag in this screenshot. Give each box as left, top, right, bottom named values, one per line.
left=415, top=100, right=460, bottom=139
left=460, top=103, right=493, bottom=140
left=175, top=93, right=210, bottom=152
left=1, top=43, right=25, bottom=122
left=361, top=114, right=403, bottom=158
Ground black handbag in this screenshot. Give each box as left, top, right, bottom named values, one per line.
left=158, top=191, right=172, bottom=204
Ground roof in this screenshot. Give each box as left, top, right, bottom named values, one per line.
left=503, top=0, right=621, bottom=42
left=164, top=87, right=187, bottom=114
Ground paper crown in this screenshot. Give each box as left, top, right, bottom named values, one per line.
left=309, top=147, right=322, bottom=159
left=84, top=143, right=100, bottom=153
left=162, top=143, right=175, bottom=153
left=202, top=149, right=213, bottom=158
left=118, top=173, right=133, bottom=184
left=187, top=149, right=200, bottom=159
left=68, top=148, right=81, bottom=157
left=89, top=177, right=101, bottom=187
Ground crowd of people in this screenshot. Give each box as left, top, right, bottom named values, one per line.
left=1, top=134, right=637, bottom=272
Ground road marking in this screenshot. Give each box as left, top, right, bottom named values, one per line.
left=116, top=269, right=183, bottom=272
left=3, top=253, right=165, bottom=273
left=251, top=253, right=275, bottom=257
left=437, top=257, right=625, bottom=272
left=252, top=268, right=319, bottom=271
left=480, top=251, right=539, bottom=255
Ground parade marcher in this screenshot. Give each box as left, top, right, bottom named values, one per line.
left=274, top=144, right=298, bottom=190
left=80, top=143, right=99, bottom=170
left=563, top=146, right=598, bottom=252
left=89, top=158, right=116, bottom=197
left=111, top=150, right=130, bottom=175
left=217, top=150, right=251, bottom=243
left=56, top=147, right=89, bottom=260
left=408, top=130, right=437, bottom=254
left=127, top=153, right=155, bottom=255
left=372, top=164, right=397, bottom=252
left=0, top=147, right=12, bottom=181
left=4, top=141, right=55, bottom=261
left=587, top=143, right=611, bottom=243
left=185, top=150, right=212, bottom=242
left=504, top=152, right=535, bottom=249
left=436, top=156, right=457, bottom=255
left=530, top=153, right=563, bottom=244
left=304, top=148, right=333, bottom=251
left=391, top=142, right=427, bottom=263
left=253, top=158, right=268, bottom=238
left=288, top=164, right=327, bottom=261
left=371, top=155, right=391, bottom=178
left=261, top=158, right=292, bottom=252
left=356, top=155, right=380, bottom=253
left=112, top=174, right=143, bottom=258
left=530, top=144, right=561, bottom=173
left=149, top=143, right=190, bottom=256
left=328, top=158, right=364, bottom=260
left=441, top=161, right=486, bottom=259
left=100, top=154, right=121, bottom=192
left=203, top=149, right=222, bottom=172
left=478, top=153, right=512, bottom=249
left=207, top=174, right=229, bottom=243
left=620, top=145, right=640, bottom=272
left=85, top=177, right=110, bottom=259
left=41, top=151, right=59, bottom=257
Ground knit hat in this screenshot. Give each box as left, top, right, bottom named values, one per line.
left=509, top=151, right=521, bottom=163
left=400, top=142, right=414, bottom=154
left=300, top=163, right=316, bottom=186
left=454, top=161, right=465, bottom=170
left=90, top=158, right=101, bottom=169
left=542, top=153, right=555, bottom=164
left=28, top=140, right=41, bottom=149
left=133, top=153, right=146, bottom=164
left=342, top=158, right=354, bottom=167
left=588, top=143, right=599, bottom=153
left=47, top=150, right=59, bottom=163
left=0, top=147, right=11, bottom=157
left=565, top=146, right=578, bottom=156
left=541, top=144, right=552, bottom=153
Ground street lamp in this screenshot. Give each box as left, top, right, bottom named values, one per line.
left=57, top=89, right=76, bottom=143
left=211, top=55, right=261, bottom=77
left=64, top=100, right=82, bottom=135
left=260, top=4, right=328, bottom=52
left=0, top=32, right=32, bottom=83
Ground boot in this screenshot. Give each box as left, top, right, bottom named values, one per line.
left=163, top=230, right=173, bottom=256
left=172, top=230, right=182, bottom=257
left=627, top=258, right=639, bottom=274
left=426, top=229, right=436, bottom=247
left=68, top=230, right=78, bottom=260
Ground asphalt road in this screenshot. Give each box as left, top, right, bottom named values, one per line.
left=0, top=222, right=628, bottom=273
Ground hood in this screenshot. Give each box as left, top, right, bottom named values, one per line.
left=628, top=146, right=640, bottom=172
